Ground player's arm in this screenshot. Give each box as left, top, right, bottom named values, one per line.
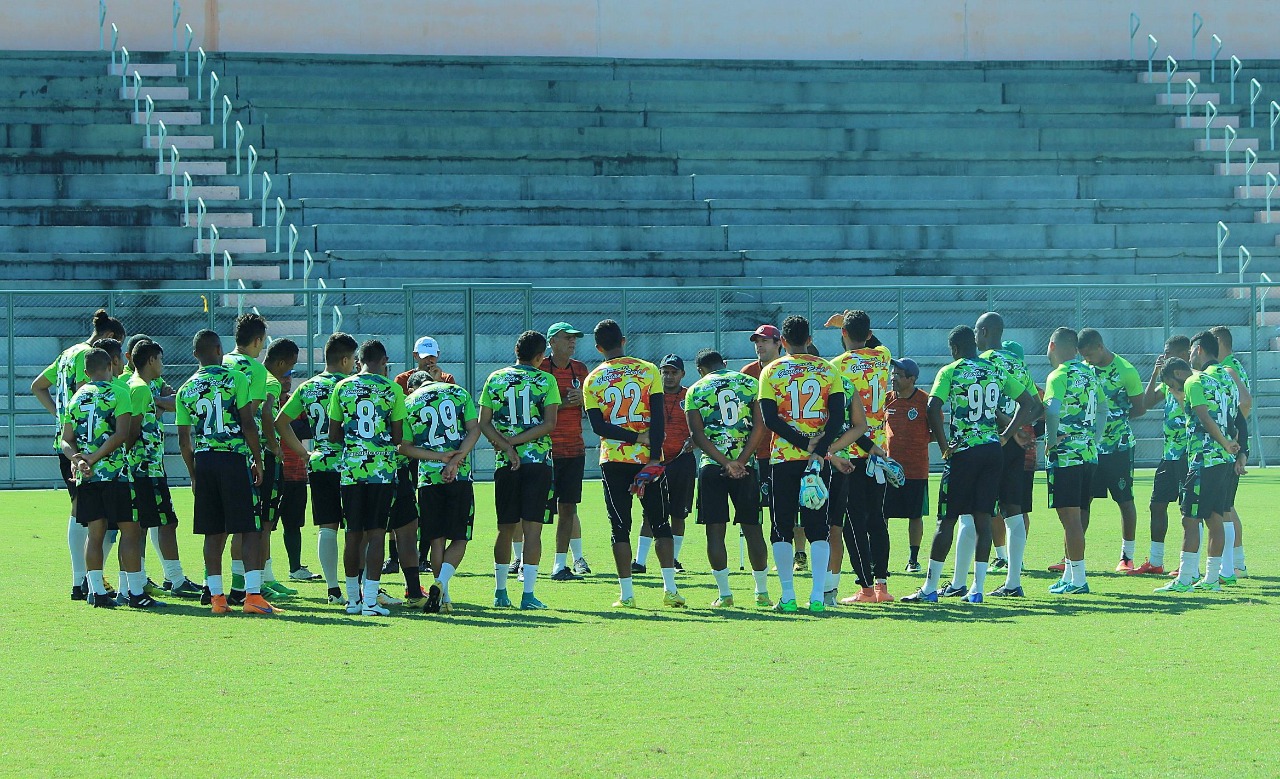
left=585, top=408, right=640, bottom=444
left=1123, top=364, right=1147, bottom=418
left=261, top=392, right=281, bottom=457
left=1090, top=384, right=1107, bottom=447
left=808, top=390, right=845, bottom=458
left=478, top=405, right=520, bottom=465
left=59, top=420, right=83, bottom=467
left=739, top=401, right=766, bottom=467
left=1223, top=367, right=1252, bottom=417
left=686, top=407, right=733, bottom=469
left=32, top=375, right=58, bottom=417
left=1000, top=386, right=1042, bottom=443
left=326, top=389, right=344, bottom=445
left=506, top=403, right=559, bottom=447
left=647, top=391, right=666, bottom=463
left=1143, top=355, right=1167, bottom=409
left=155, top=386, right=176, bottom=413
left=828, top=394, right=871, bottom=455
left=759, top=399, right=813, bottom=452
left=1192, top=404, right=1238, bottom=453
left=177, top=425, right=195, bottom=483
left=1043, top=398, right=1061, bottom=449
left=274, top=405, right=311, bottom=460
left=239, top=403, right=263, bottom=465
left=88, top=411, right=133, bottom=467
left=925, top=396, right=949, bottom=454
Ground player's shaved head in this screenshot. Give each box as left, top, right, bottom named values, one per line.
left=1164, top=335, right=1191, bottom=361
left=324, top=332, right=358, bottom=365
left=133, top=341, right=164, bottom=370
left=695, top=348, right=725, bottom=371
left=406, top=370, right=432, bottom=392
left=84, top=348, right=112, bottom=377
left=594, top=319, right=624, bottom=352
left=781, top=315, right=811, bottom=352
left=515, top=330, right=548, bottom=363
left=265, top=338, right=300, bottom=368
left=358, top=339, right=388, bottom=365
left=947, top=325, right=978, bottom=359
left=842, top=310, right=871, bottom=342
left=1077, top=328, right=1104, bottom=351
left=1209, top=326, right=1233, bottom=351
left=1050, top=327, right=1078, bottom=352
left=192, top=329, right=223, bottom=364
left=90, top=337, right=122, bottom=360
left=975, top=312, right=1004, bottom=350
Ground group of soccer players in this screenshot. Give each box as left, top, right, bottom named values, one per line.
left=38, top=305, right=1254, bottom=616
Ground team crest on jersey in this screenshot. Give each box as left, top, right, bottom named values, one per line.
left=907, top=408, right=918, bottom=421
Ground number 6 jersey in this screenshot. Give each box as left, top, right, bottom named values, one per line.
left=583, top=356, right=663, bottom=465
left=930, top=357, right=1027, bottom=455
left=683, top=368, right=759, bottom=469
left=175, top=364, right=252, bottom=456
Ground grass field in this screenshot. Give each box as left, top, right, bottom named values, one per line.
left=3, top=469, right=1279, bottom=777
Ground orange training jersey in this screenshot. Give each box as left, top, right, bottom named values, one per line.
left=757, top=353, right=839, bottom=464
left=885, top=389, right=931, bottom=480
left=741, top=360, right=775, bottom=460
left=831, top=344, right=891, bottom=456
left=582, top=356, right=663, bottom=465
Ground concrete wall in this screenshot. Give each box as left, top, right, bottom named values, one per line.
left=7, top=0, right=1280, bottom=61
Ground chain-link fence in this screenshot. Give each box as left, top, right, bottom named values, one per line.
left=2, top=281, right=1274, bottom=487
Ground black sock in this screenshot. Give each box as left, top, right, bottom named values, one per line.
left=388, top=538, right=399, bottom=565
left=402, top=566, right=420, bottom=597
left=909, top=545, right=920, bottom=564
left=328, top=586, right=341, bottom=599
left=283, top=527, right=303, bottom=571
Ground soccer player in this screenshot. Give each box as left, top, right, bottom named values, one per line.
left=400, top=370, right=482, bottom=613
left=221, top=313, right=270, bottom=605
left=828, top=310, right=894, bottom=605
left=275, top=376, right=316, bottom=582
left=276, top=332, right=358, bottom=604
left=541, top=321, right=591, bottom=580
left=635, top=354, right=695, bottom=573
left=31, top=308, right=125, bottom=600
left=479, top=330, right=561, bottom=610
left=1209, top=326, right=1251, bottom=577
left=328, top=339, right=412, bottom=616
left=62, top=345, right=142, bottom=608
left=883, top=358, right=932, bottom=573
left=685, top=349, right=770, bottom=606
left=257, top=338, right=301, bottom=598
left=1155, top=345, right=1240, bottom=593
left=583, top=319, right=684, bottom=608
left=1076, top=328, right=1146, bottom=572
left=126, top=340, right=201, bottom=597
left=758, top=315, right=844, bottom=613
left=1133, top=335, right=1192, bottom=575
left=175, top=329, right=272, bottom=615
left=904, top=326, right=1038, bottom=604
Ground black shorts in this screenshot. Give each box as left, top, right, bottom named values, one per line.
left=308, top=471, right=343, bottom=527
left=277, top=481, right=308, bottom=530
left=76, top=481, right=133, bottom=529
left=192, top=451, right=260, bottom=536
left=495, top=462, right=554, bottom=525
left=884, top=478, right=929, bottom=520
left=390, top=465, right=420, bottom=526
left=695, top=463, right=760, bottom=526
left=59, top=452, right=79, bottom=503
left=342, top=482, right=399, bottom=532
left=1047, top=461, right=1096, bottom=511
left=419, top=481, right=475, bottom=541
left=756, top=458, right=773, bottom=509
left=132, top=475, right=178, bottom=529
left=258, top=452, right=282, bottom=528
left=552, top=455, right=585, bottom=505
left=1224, top=468, right=1240, bottom=511
left=841, top=459, right=887, bottom=529
left=1151, top=457, right=1189, bottom=505
left=996, top=440, right=1026, bottom=515
left=1021, top=469, right=1035, bottom=513
left=1181, top=462, right=1233, bottom=520
left=665, top=451, right=697, bottom=521
left=769, top=459, right=834, bottom=544
left=1091, top=448, right=1135, bottom=502
left=601, top=461, right=671, bottom=545
left=936, top=442, right=1001, bottom=519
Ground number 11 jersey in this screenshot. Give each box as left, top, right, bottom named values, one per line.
left=583, top=356, right=662, bottom=465
left=479, top=364, right=561, bottom=468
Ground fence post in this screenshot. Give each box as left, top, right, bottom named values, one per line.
left=896, top=287, right=905, bottom=358
left=464, top=287, right=476, bottom=392
left=714, top=291, right=723, bottom=352
left=305, top=285, right=315, bottom=375
left=1162, top=286, right=1171, bottom=343
left=1249, top=284, right=1265, bottom=467
left=7, top=292, right=15, bottom=486
left=1074, top=288, right=1082, bottom=330
left=402, top=288, right=415, bottom=383
left=620, top=288, right=629, bottom=336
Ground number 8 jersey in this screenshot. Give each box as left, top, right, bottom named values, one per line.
left=930, top=357, right=1027, bottom=455
left=758, top=353, right=839, bottom=464
left=175, top=364, right=252, bottom=456
left=583, top=356, right=663, bottom=465
left=328, top=373, right=408, bottom=486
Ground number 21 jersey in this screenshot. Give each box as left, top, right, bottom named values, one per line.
left=583, top=356, right=662, bottom=465
left=175, top=365, right=252, bottom=456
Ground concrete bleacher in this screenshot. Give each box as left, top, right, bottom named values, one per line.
left=1, top=50, right=1278, bottom=481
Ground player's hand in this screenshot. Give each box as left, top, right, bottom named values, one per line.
left=681, top=438, right=695, bottom=455
left=724, top=461, right=747, bottom=479
left=270, top=440, right=283, bottom=459
left=1153, top=355, right=1166, bottom=374
left=70, top=453, right=90, bottom=473
left=442, top=460, right=460, bottom=482
left=565, top=387, right=583, bottom=406
left=830, top=455, right=855, bottom=474
left=1225, top=440, right=1241, bottom=455
left=636, top=431, right=650, bottom=446
left=1235, top=457, right=1248, bottom=476
left=1014, top=429, right=1033, bottom=449
left=869, top=445, right=886, bottom=459
left=426, top=365, right=443, bottom=381
left=941, top=445, right=953, bottom=461
left=188, top=475, right=197, bottom=492
left=251, top=459, right=263, bottom=486
left=805, top=435, right=820, bottom=453
left=502, top=444, right=521, bottom=470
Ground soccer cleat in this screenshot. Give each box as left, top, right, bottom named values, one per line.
left=89, top=591, right=117, bottom=609
left=775, top=599, right=799, bottom=613
left=402, top=587, right=429, bottom=609
left=289, top=566, right=322, bottom=581
left=345, top=600, right=364, bottom=614
left=227, top=590, right=246, bottom=607
left=440, top=601, right=454, bottom=614
left=143, top=578, right=166, bottom=598
left=938, top=582, right=968, bottom=599
left=990, top=558, right=1009, bottom=572
left=904, top=561, right=921, bottom=574
left=1047, top=558, right=1067, bottom=573
left=114, top=591, right=131, bottom=607
left=1115, top=557, right=1136, bottom=573
left=962, top=591, right=984, bottom=604
left=1048, top=578, right=1072, bottom=594
left=199, top=585, right=212, bottom=605
left=327, top=593, right=347, bottom=605
left=1155, top=580, right=1194, bottom=593
left=630, top=561, right=646, bottom=574
left=169, top=579, right=204, bottom=598
left=493, top=589, right=513, bottom=608
left=244, top=594, right=282, bottom=615
left=266, top=580, right=298, bottom=597
left=1128, top=560, right=1165, bottom=576
left=1192, top=578, right=1222, bottom=593
left=823, top=589, right=837, bottom=607
left=572, top=557, right=592, bottom=575
left=1219, top=574, right=1238, bottom=586
left=809, top=600, right=825, bottom=613
left=209, top=594, right=231, bottom=614
left=381, top=559, right=399, bottom=575
left=508, top=558, right=522, bottom=576
left=424, top=582, right=442, bottom=614
left=662, top=591, right=687, bottom=609
left=840, top=587, right=877, bottom=605
left=550, top=567, right=582, bottom=582
left=754, top=593, right=774, bottom=608
left=1236, top=566, right=1249, bottom=579
left=520, top=593, right=548, bottom=610
left=375, top=589, right=403, bottom=607
left=674, top=559, right=685, bottom=573
left=611, top=597, right=638, bottom=609
left=362, top=603, right=391, bottom=616
left=1061, top=582, right=1091, bottom=595
left=72, top=583, right=87, bottom=601
left=129, top=593, right=167, bottom=609
left=901, top=587, right=938, bottom=603
left=987, top=584, right=1024, bottom=597
left=873, top=583, right=894, bottom=603
left=517, top=567, right=525, bottom=583
left=793, top=551, right=808, bottom=572
left=711, top=595, right=735, bottom=608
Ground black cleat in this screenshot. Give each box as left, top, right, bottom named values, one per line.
left=550, top=567, right=582, bottom=581
left=938, top=582, right=969, bottom=598
left=89, top=591, right=117, bottom=609
left=199, top=585, right=212, bottom=605
left=227, top=589, right=246, bottom=606
left=72, top=583, right=88, bottom=601
left=129, top=593, right=167, bottom=609
left=381, top=559, right=399, bottom=575
left=631, top=562, right=647, bottom=574
left=673, top=559, right=685, bottom=573
left=424, top=582, right=442, bottom=614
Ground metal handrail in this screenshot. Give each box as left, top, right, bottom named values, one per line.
left=1210, top=34, right=1223, bottom=82
left=208, top=71, right=219, bottom=126
left=1251, top=78, right=1262, bottom=127
left=1205, top=100, right=1218, bottom=143
left=1224, top=124, right=1237, bottom=166
left=131, top=70, right=141, bottom=116
left=302, top=250, right=315, bottom=286
left=1271, top=101, right=1280, bottom=151
left=1191, top=12, right=1203, bottom=58
left=287, top=225, right=299, bottom=279
left=316, top=278, right=327, bottom=335
left=169, top=145, right=180, bottom=191
left=1245, top=147, right=1258, bottom=190
left=1147, top=35, right=1158, bottom=75
left=246, top=145, right=258, bottom=200
left=221, top=95, right=232, bottom=149
left=155, top=120, right=166, bottom=165
left=208, top=224, right=219, bottom=278
left=110, top=23, right=118, bottom=66
left=275, top=197, right=285, bottom=252
left=1231, top=55, right=1242, bottom=103
left=171, top=0, right=180, bottom=52
left=196, top=196, right=206, bottom=232
left=1165, top=56, right=1178, bottom=97
left=99, top=0, right=107, bottom=51
left=1129, top=13, right=1140, bottom=61
left=144, top=95, right=154, bottom=139
left=332, top=306, right=343, bottom=334
left=196, top=47, right=205, bottom=99
left=235, top=278, right=247, bottom=316
left=1262, top=273, right=1273, bottom=323
left=261, top=172, right=272, bottom=227
left=222, top=250, right=233, bottom=289
left=1239, top=245, right=1252, bottom=283
left=119, top=47, right=129, bottom=90
left=1185, top=78, right=1198, bottom=121
left=1267, top=172, right=1278, bottom=223
left=182, top=171, right=191, bottom=225
left=234, top=121, right=244, bottom=175
left=183, top=24, right=193, bottom=77
left=1217, top=221, right=1230, bottom=273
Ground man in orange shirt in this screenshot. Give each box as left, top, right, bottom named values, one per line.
left=541, top=322, right=591, bottom=581
left=393, top=336, right=456, bottom=392
left=883, top=358, right=933, bottom=573
left=634, top=354, right=694, bottom=573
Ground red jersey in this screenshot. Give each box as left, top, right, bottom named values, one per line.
left=662, top=386, right=691, bottom=462
left=885, top=388, right=932, bottom=480
left=741, top=360, right=775, bottom=460
left=541, top=358, right=589, bottom=459
left=394, top=369, right=455, bottom=394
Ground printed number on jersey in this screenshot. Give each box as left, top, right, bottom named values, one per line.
left=504, top=385, right=534, bottom=426
left=195, top=395, right=227, bottom=435
left=785, top=378, right=823, bottom=420
left=420, top=400, right=461, bottom=446
left=603, top=381, right=644, bottom=425
left=307, top=401, right=328, bottom=438
left=716, top=388, right=746, bottom=427
left=964, top=382, right=1001, bottom=422
left=355, top=399, right=378, bottom=438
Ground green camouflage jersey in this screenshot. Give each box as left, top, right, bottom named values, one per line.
left=280, top=371, right=344, bottom=473
left=930, top=357, right=1027, bottom=454
left=222, top=352, right=268, bottom=436
left=1159, top=384, right=1190, bottom=461
left=980, top=348, right=1037, bottom=417
left=1088, top=355, right=1144, bottom=455
left=1184, top=366, right=1235, bottom=468
left=683, top=368, right=759, bottom=469
left=175, top=365, right=252, bottom=456
left=328, top=373, right=407, bottom=485
left=41, top=342, right=92, bottom=451
left=1043, top=359, right=1103, bottom=467
left=1220, top=354, right=1249, bottom=387
left=63, top=379, right=133, bottom=483
left=405, top=382, right=478, bottom=486
left=834, top=374, right=863, bottom=459
left=126, top=373, right=166, bottom=478
left=266, top=373, right=282, bottom=407
left=479, top=364, right=562, bottom=468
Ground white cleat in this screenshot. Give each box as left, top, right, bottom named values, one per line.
left=362, top=603, right=391, bottom=616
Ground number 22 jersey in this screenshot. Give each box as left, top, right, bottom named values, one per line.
left=582, top=356, right=662, bottom=465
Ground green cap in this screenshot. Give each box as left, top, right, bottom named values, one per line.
left=1002, top=340, right=1025, bottom=360
left=547, top=322, right=583, bottom=339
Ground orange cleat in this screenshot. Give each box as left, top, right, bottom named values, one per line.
left=839, top=587, right=878, bottom=605
left=243, top=594, right=282, bottom=615
left=1115, top=558, right=1136, bottom=573
left=210, top=594, right=231, bottom=615
left=1047, top=558, right=1067, bottom=573
left=873, top=583, right=894, bottom=603
left=1128, top=560, right=1165, bottom=575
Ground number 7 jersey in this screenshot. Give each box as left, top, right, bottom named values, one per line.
left=583, top=356, right=663, bottom=465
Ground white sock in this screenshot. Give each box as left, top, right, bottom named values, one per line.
left=660, top=567, right=678, bottom=593
left=1204, top=556, right=1222, bottom=584
left=826, top=571, right=841, bottom=593
left=87, top=570, right=106, bottom=595
left=512, top=541, right=524, bottom=561
left=126, top=570, right=145, bottom=597
left=68, top=517, right=87, bottom=586
left=362, top=578, right=379, bottom=607
left=1004, top=514, right=1026, bottom=589
left=1221, top=523, right=1236, bottom=575
left=772, top=542, right=796, bottom=602
left=1235, top=545, right=1245, bottom=570
left=619, top=576, right=634, bottom=600
left=751, top=569, right=769, bottom=595
left=101, top=532, right=116, bottom=566
left=712, top=568, right=731, bottom=598
left=148, top=526, right=163, bottom=559
left=1177, top=551, right=1199, bottom=585
left=346, top=576, right=361, bottom=603
left=953, top=515, right=976, bottom=587
left=161, top=558, right=183, bottom=585
left=569, top=537, right=584, bottom=560
left=263, top=558, right=276, bottom=583
left=672, top=535, right=684, bottom=561
left=206, top=574, right=223, bottom=596
left=231, top=559, right=246, bottom=578
left=1149, top=541, right=1165, bottom=568
left=1068, top=559, right=1086, bottom=587
left=523, top=564, right=537, bottom=595
left=1121, top=539, right=1135, bottom=559
left=925, top=560, right=944, bottom=594
left=807, top=540, right=831, bottom=604
left=318, top=528, right=340, bottom=588
left=973, top=562, right=989, bottom=595
left=244, top=570, right=262, bottom=595
left=636, top=536, right=653, bottom=566
left=495, top=563, right=509, bottom=591
left=553, top=552, right=567, bottom=574
left=994, top=545, right=1008, bottom=561
left=439, top=562, right=456, bottom=600
left=139, top=549, right=148, bottom=580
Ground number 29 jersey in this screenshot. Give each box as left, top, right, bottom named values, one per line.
left=930, top=357, right=1026, bottom=455
left=583, top=356, right=663, bottom=465
left=757, top=353, right=840, bottom=464
left=175, top=365, right=252, bottom=456
left=405, top=382, right=479, bottom=486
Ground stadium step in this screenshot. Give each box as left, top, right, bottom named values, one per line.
left=1197, top=138, right=1259, bottom=152
left=195, top=238, right=268, bottom=253
left=168, top=186, right=241, bottom=200
left=185, top=211, right=253, bottom=228
left=132, top=111, right=201, bottom=125
left=1219, top=162, right=1280, bottom=176
left=1176, top=116, right=1239, bottom=129
left=1156, top=92, right=1219, bottom=105
left=117, top=86, right=190, bottom=101
left=1138, top=72, right=1201, bottom=84
left=156, top=160, right=228, bottom=176
left=209, top=265, right=281, bottom=281
left=109, top=63, right=179, bottom=78
left=220, top=292, right=294, bottom=307
left=143, top=135, right=215, bottom=149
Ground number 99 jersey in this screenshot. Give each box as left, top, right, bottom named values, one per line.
left=830, top=344, right=892, bottom=455
left=683, top=368, right=760, bottom=469
left=175, top=365, right=252, bottom=456
left=583, top=356, right=663, bottom=465
left=930, top=357, right=1027, bottom=455
left=757, top=353, right=839, bottom=464
left=405, top=382, right=479, bottom=485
